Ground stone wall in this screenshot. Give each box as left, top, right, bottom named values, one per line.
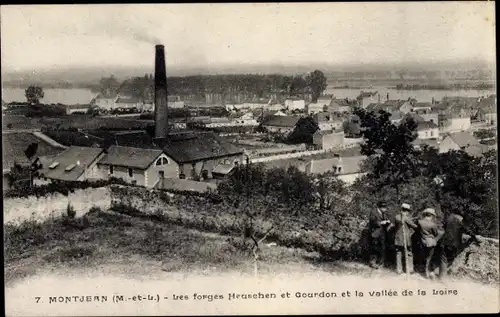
left=3, top=187, right=111, bottom=225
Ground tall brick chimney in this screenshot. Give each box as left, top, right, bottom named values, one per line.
left=154, top=45, right=168, bottom=138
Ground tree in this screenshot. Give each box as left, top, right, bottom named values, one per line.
left=342, top=120, right=361, bottom=137
left=431, top=149, right=498, bottom=237
left=306, top=70, right=328, bottom=102
left=287, top=116, right=319, bottom=144
left=290, top=76, right=307, bottom=96
left=353, top=108, right=419, bottom=205
left=313, top=171, right=346, bottom=211
left=25, top=86, right=44, bottom=105
left=99, top=75, right=120, bottom=97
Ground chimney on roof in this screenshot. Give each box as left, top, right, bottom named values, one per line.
left=387, top=93, right=389, bottom=101
left=154, top=44, right=169, bottom=139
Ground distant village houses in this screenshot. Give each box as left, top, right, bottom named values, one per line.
left=439, top=131, right=489, bottom=157
left=312, top=112, right=344, bottom=131
left=356, top=91, right=379, bottom=109
left=261, top=115, right=300, bottom=134
left=415, top=121, right=439, bottom=140
left=313, top=130, right=345, bottom=150
left=65, top=104, right=91, bottom=115
left=438, top=112, right=472, bottom=133
left=285, top=98, right=306, bottom=111
left=304, top=155, right=367, bottom=185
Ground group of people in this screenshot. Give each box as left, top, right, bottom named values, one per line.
left=368, top=201, right=482, bottom=279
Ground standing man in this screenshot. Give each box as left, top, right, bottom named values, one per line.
left=369, top=201, right=391, bottom=269
left=393, top=203, right=418, bottom=275
left=417, top=208, right=442, bottom=279
left=438, top=208, right=482, bottom=279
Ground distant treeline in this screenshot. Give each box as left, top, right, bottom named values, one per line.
left=395, top=83, right=495, bottom=90
left=94, top=73, right=313, bottom=101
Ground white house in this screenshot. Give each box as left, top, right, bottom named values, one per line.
left=91, top=95, right=118, bottom=110
left=285, top=99, right=306, bottom=111
left=114, top=96, right=144, bottom=110
left=261, top=116, right=300, bottom=134
left=356, top=91, right=379, bottom=109
left=313, top=130, right=344, bottom=150
left=305, top=155, right=367, bottom=185
left=96, top=146, right=179, bottom=188
left=264, top=103, right=285, bottom=112
left=412, top=108, right=439, bottom=125
left=439, top=113, right=472, bottom=133
left=66, top=104, right=90, bottom=115
left=416, top=121, right=439, bottom=140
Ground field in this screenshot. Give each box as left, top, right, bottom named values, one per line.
left=2, top=132, right=64, bottom=169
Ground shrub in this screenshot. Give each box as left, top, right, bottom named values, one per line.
left=88, top=206, right=102, bottom=214
left=66, top=203, right=76, bottom=219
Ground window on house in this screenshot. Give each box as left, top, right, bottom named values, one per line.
left=109, top=165, right=114, bottom=175
left=430, top=131, right=434, bottom=137
left=128, top=168, right=133, bottom=178
left=337, top=166, right=342, bottom=173
left=162, top=157, right=168, bottom=165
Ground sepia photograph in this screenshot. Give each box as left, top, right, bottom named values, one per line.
left=2, top=2, right=498, bottom=315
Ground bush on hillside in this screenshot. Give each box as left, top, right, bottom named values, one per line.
left=3, top=177, right=130, bottom=199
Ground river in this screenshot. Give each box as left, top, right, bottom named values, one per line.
left=1, top=88, right=97, bottom=105
left=324, top=86, right=495, bottom=102
left=2, top=87, right=496, bottom=105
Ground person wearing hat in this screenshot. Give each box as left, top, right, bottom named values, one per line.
left=393, top=203, right=418, bottom=275
left=368, top=200, right=391, bottom=268
left=417, top=208, right=442, bottom=278
left=438, top=208, right=482, bottom=279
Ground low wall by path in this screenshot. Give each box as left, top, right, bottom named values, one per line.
left=251, top=148, right=336, bottom=163
left=3, top=187, right=111, bottom=225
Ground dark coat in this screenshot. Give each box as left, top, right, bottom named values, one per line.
left=441, top=213, right=475, bottom=248
left=394, top=213, right=418, bottom=247
left=369, top=208, right=387, bottom=238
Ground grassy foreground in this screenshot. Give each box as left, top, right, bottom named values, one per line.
left=4, top=209, right=327, bottom=285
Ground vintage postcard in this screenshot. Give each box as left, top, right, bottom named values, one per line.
left=2, top=2, right=498, bottom=315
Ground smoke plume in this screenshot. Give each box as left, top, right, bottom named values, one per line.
left=88, top=20, right=162, bottom=45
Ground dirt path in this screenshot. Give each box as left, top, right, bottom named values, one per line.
left=5, top=260, right=499, bottom=316
left=5, top=210, right=499, bottom=315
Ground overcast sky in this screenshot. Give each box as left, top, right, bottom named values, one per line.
left=1, top=2, right=496, bottom=72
